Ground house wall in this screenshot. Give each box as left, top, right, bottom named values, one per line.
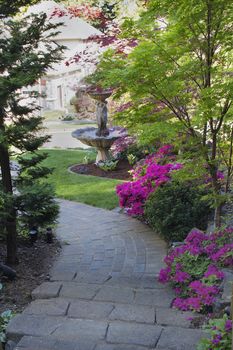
left=44, top=72, right=82, bottom=111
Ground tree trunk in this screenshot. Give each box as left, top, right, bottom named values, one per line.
left=214, top=205, right=222, bottom=228
left=0, top=119, right=18, bottom=265
left=210, top=131, right=222, bottom=228
left=225, top=126, right=233, bottom=193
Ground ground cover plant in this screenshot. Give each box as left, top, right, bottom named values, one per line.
left=0, top=309, right=14, bottom=346
left=39, top=149, right=120, bottom=209
left=98, top=159, right=119, bottom=171
left=197, top=314, right=232, bottom=350
left=159, top=227, right=233, bottom=313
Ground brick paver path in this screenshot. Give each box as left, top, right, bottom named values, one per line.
left=7, top=200, right=205, bottom=350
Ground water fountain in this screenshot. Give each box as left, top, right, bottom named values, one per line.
left=72, top=88, right=126, bottom=163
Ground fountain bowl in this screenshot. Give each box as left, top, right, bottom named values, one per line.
left=87, top=89, right=113, bottom=102
left=72, top=127, right=126, bottom=163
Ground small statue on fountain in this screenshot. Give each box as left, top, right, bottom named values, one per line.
left=96, top=100, right=110, bottom=137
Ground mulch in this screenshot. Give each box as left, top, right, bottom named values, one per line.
left=0, top=235, right=61, bottom=313
left=70, top=159, right=133, bottom=180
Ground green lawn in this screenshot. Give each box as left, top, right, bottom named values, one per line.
left=40, top=149, right=121, bottom=210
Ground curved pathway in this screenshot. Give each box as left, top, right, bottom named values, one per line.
left=7, top=200, right=205, bottom=350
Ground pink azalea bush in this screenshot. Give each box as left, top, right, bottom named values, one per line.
left=116, top=145, right=182, bottom=216
left=159, top=227, right=233, bottom=312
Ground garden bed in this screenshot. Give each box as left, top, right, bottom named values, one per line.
left=70, top=159, right=132, bottom=180
left=0, top=236, right=60, bottom=313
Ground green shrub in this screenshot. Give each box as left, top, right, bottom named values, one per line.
left=126, top=143, right=156, bottom=162
left=144, top=181, right=212, bottom=242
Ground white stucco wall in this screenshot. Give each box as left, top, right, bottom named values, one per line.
left=27, top=1, right=102, bottom=111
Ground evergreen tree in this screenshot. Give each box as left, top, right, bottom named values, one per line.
left=0, top=2, right=64, bottom=264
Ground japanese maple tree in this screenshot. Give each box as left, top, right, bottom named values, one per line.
left=91, top=0, right=233, bottom=227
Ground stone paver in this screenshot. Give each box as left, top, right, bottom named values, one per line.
left=109, top=304, right=155, bottom=324
left=31, top=282, right=62, bottom=300
left=134, top=289, right=173, bottom=307
left=95, top=345, right=151, bottom=350
left=68, top=300, right=114, bottom=319
left=156, top=307, right=196, bottom=328
left=15, top=336, right=95, bottom=350
left=59, top=282, right=100, bottom=299
left=23, top=299, right=69, bottom=317
left=156, top=327, right=207, bottom=350
left=51, top=319, right=108, bottom=341
left=7, top=200, right=205, bottom=349
left=107, top=322, right=163, bottom=347
left=7, top=314, right=66, bottom=342
left=94, top=286, right=134, bottom=303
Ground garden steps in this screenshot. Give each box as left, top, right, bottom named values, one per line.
left=7, top=199, right=206, bottom=350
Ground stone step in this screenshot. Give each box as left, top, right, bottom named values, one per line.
left=7, top=315, right=108, bottom=343
left=31, top=281, right=174, bottom=307
left=14, top=336, right=153, bottom=350
left=7, top=315, right=163, bottom=348
left=14, top=335, right=95, bottom=350
left=21, top=297, right=196, bottom=327
left=22, top=298, right=157, bottom=324
left=13, top=326, right=206, bottom=350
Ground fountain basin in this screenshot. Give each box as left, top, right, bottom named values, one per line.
left=87, top=89, right=113, bottom=102
left=72, top=127, right=124, bottom=163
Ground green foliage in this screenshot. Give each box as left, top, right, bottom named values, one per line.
left=127, top=153, right=137, bottom=165
left=16, top=183, right=59, bottom=228
left=197, top=314, right=232, bottom=350
left=144, top=181, right=212, bottom=241
left=0, top=190, right=14, bottom=224
left=127, top=143, right=156, bottom=162
left=92, top=0, right=233, bottom=217
left=0, top=310, right=14, bottom=343
left=83, top=155, right=93, bottom=164
left=98, top=159, right=118, bottom=171
left=60, top=114, right=75, bottom=121
left=0, top=0, right=40, bottom=17
left=174, top=251, right=211, bottom=281
left=0, top=4, right=64, bottom=262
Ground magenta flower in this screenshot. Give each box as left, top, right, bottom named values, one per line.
left=158, top=267, right=171, bottom=283
left=204, top=265, right=224, bottom=280
left=210, top=243, right=233, bottom=265
left=116, top=145, right=182, bottom=216
left=158, top=227, right=233, bottom=313
left=173, top=270, right=191, bottom=283
left=212, top=334, right=222, bottom=345
left=172, top=298, right=189, bottom=311
left=225, top=320, right=232, bottom=332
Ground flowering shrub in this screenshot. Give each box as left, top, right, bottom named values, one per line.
left=116, top=145, right=182, bottom=216
left=111, top=133, right=136, bottom=159
left=197, top=314, right=232, bottom=350
left=159, top=227, right=233, bottom=312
